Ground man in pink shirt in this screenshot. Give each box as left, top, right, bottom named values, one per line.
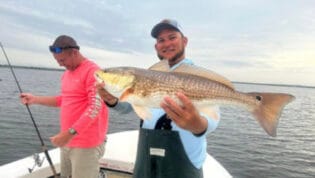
left=20, top=35, right=108, bottom=178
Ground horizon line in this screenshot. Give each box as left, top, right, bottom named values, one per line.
left=0, top=64, right=314, bottom=89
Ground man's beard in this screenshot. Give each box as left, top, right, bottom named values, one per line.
left=157, top=48, right=185, bottom=63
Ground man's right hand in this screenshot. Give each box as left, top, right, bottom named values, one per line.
left=20, top=93, right=36, bottom=105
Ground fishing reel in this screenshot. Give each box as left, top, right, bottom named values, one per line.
left=28, top=153, right=45, bottom=173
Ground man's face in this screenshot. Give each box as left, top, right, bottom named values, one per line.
left=53, top=50, right=76, bottom=70
left=154, top=29, right=187, bottom=66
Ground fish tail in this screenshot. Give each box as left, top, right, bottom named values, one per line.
left=249, top=92, right=295, bottom=137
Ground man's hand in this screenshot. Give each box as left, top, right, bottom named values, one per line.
left=160, top=92, right=208, bottom=135
left=96, top=82, right=118, bottom=105
left=50, top=131, right=74, bottom=147
left=20, top=93, right=36, bottom=105
left=20, top=93, right=57, bottom=107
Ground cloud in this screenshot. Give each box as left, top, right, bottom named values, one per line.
left=81, top=45, right=156, bottom=69
left=0, top=46, right=57, bottom=68
left=0, top=0, right=315, bottom=86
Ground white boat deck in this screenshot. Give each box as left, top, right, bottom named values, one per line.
left=0, top=130, right=232, bottom=178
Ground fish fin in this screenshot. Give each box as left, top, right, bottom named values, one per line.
left=148, top=60, right=170, bottom=72
left=131, top=105, right=152, bottom=120
left=119, top=88, right=152, bottom=120
left=199, top=106, right=220, bottom=120
left=250, top=92, right=295, bottom=137
left=173, top=63, right=235, bottom=89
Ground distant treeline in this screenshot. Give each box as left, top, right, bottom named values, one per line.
left=0, top=64, right=314, bottom=89
left=0, top=64, right=64, bottom=71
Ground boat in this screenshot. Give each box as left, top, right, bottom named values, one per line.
left=0, top=130, right=232, bottom=178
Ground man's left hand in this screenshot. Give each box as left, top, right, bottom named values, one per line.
left=50, top=131, right=74, bottom=147
left=160, top=92, right=208, bottom=135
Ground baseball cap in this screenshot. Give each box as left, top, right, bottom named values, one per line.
left=151, top=19, right=184, bottom=38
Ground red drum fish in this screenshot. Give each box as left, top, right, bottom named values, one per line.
left=95, top=61, right=295, bottom=137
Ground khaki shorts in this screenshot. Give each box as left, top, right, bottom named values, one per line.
left=60, top=142, right=105, bottom=178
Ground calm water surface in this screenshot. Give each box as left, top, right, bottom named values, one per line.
left=0, top=67, right=314, bottom=178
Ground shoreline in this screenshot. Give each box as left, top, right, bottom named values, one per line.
left=1, top=64, right=314, bottom=89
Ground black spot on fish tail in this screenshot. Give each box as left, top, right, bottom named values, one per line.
left=255, top=95, right=262, bottom=101
left=249, top=92, right=295, bottom=137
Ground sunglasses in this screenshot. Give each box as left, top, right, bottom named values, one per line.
left=49, top=46, right=80, bottom=54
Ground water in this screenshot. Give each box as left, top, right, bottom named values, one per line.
left=0, top=67, right=314, bottom=178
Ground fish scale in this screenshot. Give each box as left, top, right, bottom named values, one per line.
left=133, top=70, right=250, bottom=106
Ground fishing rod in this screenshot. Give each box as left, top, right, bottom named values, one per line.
left=0, top=42, right=58, bottom=178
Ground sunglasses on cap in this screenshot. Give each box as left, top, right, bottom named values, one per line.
left=49, top=46, right=80, bottom=54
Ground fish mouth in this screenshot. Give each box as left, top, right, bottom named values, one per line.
left=94, top=70, right=105, bottom=83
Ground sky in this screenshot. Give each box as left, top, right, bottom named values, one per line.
left=0, top=0, right=314, bottom=87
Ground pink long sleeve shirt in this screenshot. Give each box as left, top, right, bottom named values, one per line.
left=55, top=59, right=108, bottom=148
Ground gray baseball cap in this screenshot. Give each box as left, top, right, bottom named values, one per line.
left=151, top=19, right=184, bottom=38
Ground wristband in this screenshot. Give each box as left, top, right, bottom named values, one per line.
left=105, top=98, right=118, bottom=108
left=193, top=128, right=207, bottom=137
